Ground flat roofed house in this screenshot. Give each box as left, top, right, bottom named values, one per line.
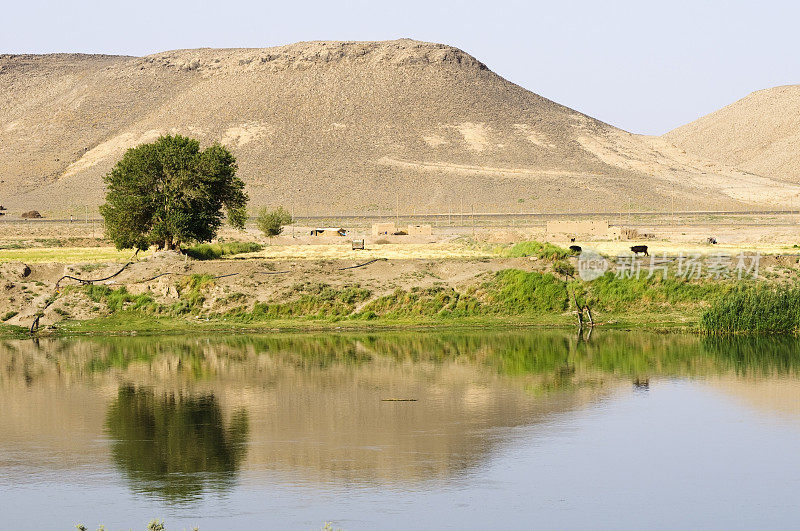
left=371, top=222, right=396, bottom=236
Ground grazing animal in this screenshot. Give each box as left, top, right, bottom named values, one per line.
left=569, top=245, right=582, bottom=254
left=707, top=237, right=718, bottom=244
left=570, top=237, right=576, bottom=243
left=630, top=245, right=649, bottom=256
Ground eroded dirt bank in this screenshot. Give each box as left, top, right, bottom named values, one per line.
left=1, top=253, right=538, bottom=331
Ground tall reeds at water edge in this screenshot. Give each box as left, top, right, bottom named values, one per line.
left=701, top=286, right=800, bottom=335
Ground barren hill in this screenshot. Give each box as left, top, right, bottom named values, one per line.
left=2, top=40, right=798, bottom=216
left=665, top=85, right=800, bottom=183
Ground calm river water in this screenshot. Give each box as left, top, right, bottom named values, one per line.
left=1, top=331, right=799, bottom=529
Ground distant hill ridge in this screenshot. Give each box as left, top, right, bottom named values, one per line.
left=665, top=85, right=800, bottom=182
left=137, top=40, right=490, bottom=73
left=1, top=39, right=798, bottom=215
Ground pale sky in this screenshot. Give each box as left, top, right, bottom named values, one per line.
left=3, top=0, right=798, bottom=134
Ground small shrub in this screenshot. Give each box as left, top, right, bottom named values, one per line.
left=256, top=206, right=292, bottom=238
left=219, top=292, right=247, bottom=305
left=176, top=274, right=216, bottom=311
left=81, top=285, right=157, bottom=313
left=79, top=263, right=105, bottom=272
left=553, top=260, right=576, bottom=279
left=184, top=241, right=262, bottom=260
left=505, top=241, right=569, bottom=261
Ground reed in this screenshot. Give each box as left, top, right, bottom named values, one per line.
left=701, top=285, right=800, bottom=335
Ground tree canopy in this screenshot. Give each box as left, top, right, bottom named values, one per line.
left=100, top=135, right=248, bottom=251
left=256, top=206, right=292, bottom=238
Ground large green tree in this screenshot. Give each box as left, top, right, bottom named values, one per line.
left=100, top=135, right=248, bottom=251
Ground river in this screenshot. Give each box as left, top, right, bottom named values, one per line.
left=1, top=331, right=798, bottom=529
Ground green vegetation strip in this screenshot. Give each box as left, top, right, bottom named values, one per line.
left=504, top=241, right=571, bottom=260
left=49, top=266, right=743, bottom=334
left=183, top=241, right=263, bottom=260
left=701, top=285, right=800, bottom=335
left=14, top=240, right=796, bottom=336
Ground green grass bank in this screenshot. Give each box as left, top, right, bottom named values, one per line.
left=29, top=267, right=761, bottom=337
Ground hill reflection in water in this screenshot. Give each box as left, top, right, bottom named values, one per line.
left=1, top=330, right=800, bottom=503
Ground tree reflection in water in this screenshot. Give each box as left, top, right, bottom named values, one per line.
left=106, top=385, right=249, bottom=502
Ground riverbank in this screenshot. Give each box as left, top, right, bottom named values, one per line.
left=2, top=237, right=797, bottom=338
left=0, top=259, right=750, bottom=338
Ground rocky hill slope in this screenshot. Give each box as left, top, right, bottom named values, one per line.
left=665, top=85, right=800, bottom=183
left=2, top=40, right=797, bottom=216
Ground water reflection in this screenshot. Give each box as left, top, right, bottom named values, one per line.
left=106, top=385, right=248, bottom=502
left=1, top=330, right=800, bottom=503
left=701, top=335, right=800, bottom=376
left=5, top=331, right=800, bottom=385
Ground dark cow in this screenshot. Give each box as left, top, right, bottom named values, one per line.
left=630, top=245, right=649, bottom=257
left=569, top=245, right=582, bottom=254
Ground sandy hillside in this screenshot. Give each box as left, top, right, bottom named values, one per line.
left=2, top=40, right=799, bottom=215
left=665, top=85, right=800, bottom=182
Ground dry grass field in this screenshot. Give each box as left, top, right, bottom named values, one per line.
left=0, top=247, right=144, bottom=263
left=3, top=215, right=800, bottom=264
